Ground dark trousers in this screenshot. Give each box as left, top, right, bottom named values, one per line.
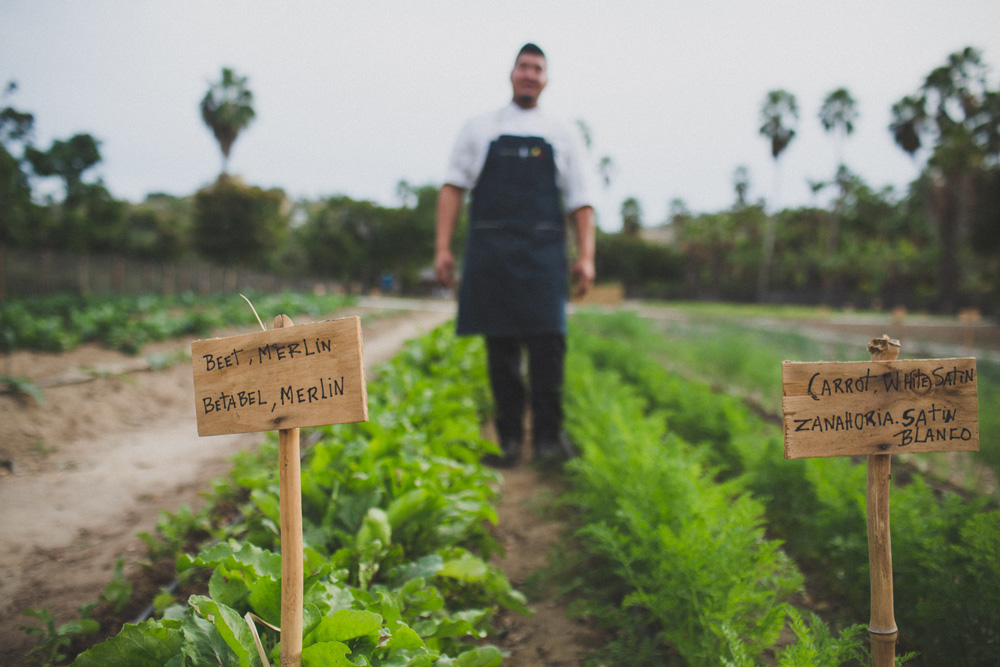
left=485, top=333, right=566, bottom=453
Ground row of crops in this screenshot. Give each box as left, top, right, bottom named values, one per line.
left=634, top=304, right=1000, bottom=484
left=10, top=293, right=997, bottom=665
left=564, top=312, right=999, bottom=665
left=67, top=326, right=518, bottom=666
left=0, top=292, right=356, bottom=354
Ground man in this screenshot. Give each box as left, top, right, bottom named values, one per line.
left=435, top=43, right=596, bottom=467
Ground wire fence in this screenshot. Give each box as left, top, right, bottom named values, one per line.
left=0, top=247, right=340, bottom=300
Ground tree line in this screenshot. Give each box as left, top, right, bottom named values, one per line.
left=2, top=49, right=998, bottom=312
left=0, top=71, right=443, bottom=295
left=665, top=45, right=999, bottom=313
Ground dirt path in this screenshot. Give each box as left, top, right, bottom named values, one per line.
left=487, top=465, right=605, bottom=665
left=0, top=297, right=602, bottom=666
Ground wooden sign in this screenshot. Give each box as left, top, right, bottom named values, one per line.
left=192, top=317, right=368, bottom=436
left=782, top=357, right=979, bottom=459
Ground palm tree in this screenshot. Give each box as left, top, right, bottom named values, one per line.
left=620, top=196, right=643, bottom=236
left=757, top=88, right=798, bottom=300
left=889, top=46, right=991, bottom=311
left=575, top=119, right=593, bottom=151
left=598, top=155, right=616, bottom=189
left=819, top=88, right=859, bottom=296
left=819, top=87, right=858, bottom=168
left=889, top=96, right=926, bottom=159
left=395, top=179, right=415, bottom=208
left=575, top=119, right=616, bottom=189
left=200, top=67, right=256, bottom=175
left=759, top=89, right=799, bottom=166
left=732, top=165, right=751, bottom=209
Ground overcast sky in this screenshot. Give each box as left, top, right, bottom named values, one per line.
left=4, top=1, right=1000, bottom=230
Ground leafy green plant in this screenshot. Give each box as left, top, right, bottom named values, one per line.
left=138, top=504, right=220, bottom=561
left=771, top=608, right=867, bottom=666
left=973, top=358, right=1000, bottom=474
left=1, top=374, right=45, bottom=404
left=145, top=348, right=190, bottom=371
left=100, top=558, right=133, bottom=615
left=21, top=604, right=99, bottom=667
left=0, top=291, right=355, bottom=354
left=560, top=348, right=814, bottom=665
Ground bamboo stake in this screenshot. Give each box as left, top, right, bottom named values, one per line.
left=274, top=314, right=303, bottom=667
left=866, top=335, right=900, bottom=667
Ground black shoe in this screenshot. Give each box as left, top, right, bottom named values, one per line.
left=484, top=440, right=521, bottom=468
left=533, top=433, right=576, bottom=469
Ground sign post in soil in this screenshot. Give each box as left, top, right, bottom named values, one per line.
left=781, top=336, right=979, bottom=667
left=192, top=315, right=368, bottom=667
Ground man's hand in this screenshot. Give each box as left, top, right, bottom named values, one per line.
left=571, top=256, right=595, bottom=298
left=570, top=205, right=596, bottom=298
left=435, top=184, right=464, bottom=288
left=435, top=249, right=456, bottom=288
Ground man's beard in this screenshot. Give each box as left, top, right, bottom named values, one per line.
left=514, top=94, right=537, bottom=108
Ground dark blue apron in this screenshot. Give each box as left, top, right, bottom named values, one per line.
left=457, top=134, right=567, bottom=336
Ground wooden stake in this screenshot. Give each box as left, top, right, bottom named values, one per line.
left=193, top=311, right=367, bottom=664
left=866, top=335, right=900, bottom=667
left=783, top=334, right=979, bottom=663
left=275, top=314, right=303, bottom=667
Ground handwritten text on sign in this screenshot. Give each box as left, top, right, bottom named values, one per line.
left=192, top=317, right=368, bottom=436
left=781, top=358, right=979, bottom=459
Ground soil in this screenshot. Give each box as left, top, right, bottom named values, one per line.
left=0, top=297, right=604, bottom=667
left=483, top=426, right=607, bottom=666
